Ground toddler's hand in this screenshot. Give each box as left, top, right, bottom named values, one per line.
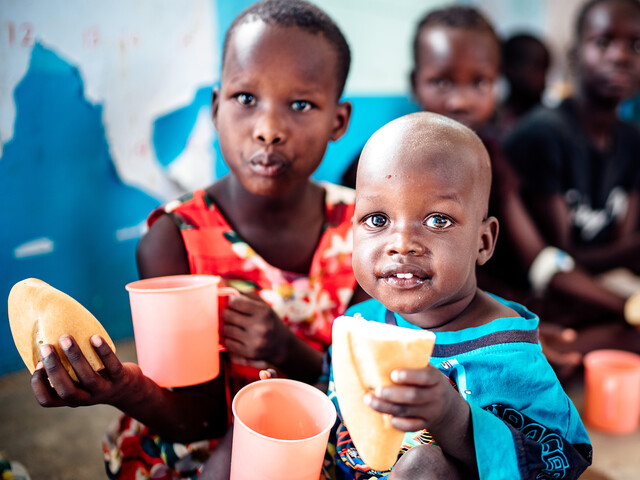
left=365, top=364, right=467, bottom=434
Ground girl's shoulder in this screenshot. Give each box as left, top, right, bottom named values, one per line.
left=320, top=182, right=355, bottom=226
left=147, top=189, right=225, bottom=230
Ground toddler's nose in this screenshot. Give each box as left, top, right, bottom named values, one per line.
left=385, top=223, right=426, bottom=256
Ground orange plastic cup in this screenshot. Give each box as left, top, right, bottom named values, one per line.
left=126, top=274, right=236, bottom=388
left=584, top=349, right=640, bottom=434
left=230, top=378, right=337, bottom=480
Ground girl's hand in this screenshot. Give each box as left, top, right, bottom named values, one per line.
left=31, top=334, right=145, bottom=409
left=365, top=364, right=468, bottom=438
left=220, top=292, right=292, bottom=366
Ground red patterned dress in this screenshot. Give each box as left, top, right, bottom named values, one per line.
left=103, top=182, right=357, bottom=479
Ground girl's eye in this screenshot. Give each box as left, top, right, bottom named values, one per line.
left=594, top=36, right=611, bottom=49
left=632, top=38, right=640, bottom=54
left=429, top=77, right=452, bottom=92
left=425, top=215, right=452, bottom=229
left=291, top=100, right=312, bottom=112
left=364, top=214, right=388, bottom=228
left=474, top=77, right=494, bottom=91
left=235, top=93, right=255, bottom=106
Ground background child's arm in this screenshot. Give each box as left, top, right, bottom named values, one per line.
left=366, top=365, right=478, bottom=476
left=527, top=191, right=640, bottom=274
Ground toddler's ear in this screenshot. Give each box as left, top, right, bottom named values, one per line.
left=477, top=216, right=499, bottom=266
left=211, top=87, right=220, bottom=129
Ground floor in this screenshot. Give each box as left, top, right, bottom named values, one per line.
left=1, top=339, right=639, bottom=480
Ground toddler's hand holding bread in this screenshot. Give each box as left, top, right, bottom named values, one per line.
left=332, top=315, right=437, bottom=471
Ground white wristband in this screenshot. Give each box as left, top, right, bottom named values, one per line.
left=528, top=246, right=575, bottom=295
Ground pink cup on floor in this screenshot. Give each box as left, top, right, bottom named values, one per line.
left=584, top=349, right=640, bottom=434
left=126, top=274, right=236, bottom=388
left=230, top=378, right=337, bottom=480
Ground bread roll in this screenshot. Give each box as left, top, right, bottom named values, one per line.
left=625, top=291, right=640, bottom=325
left=332, top=315, right=436, bottom=471
left=8, top=278, right=115, bottom=381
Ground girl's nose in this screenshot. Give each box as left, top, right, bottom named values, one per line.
left=253, top=105, right=285, bottom=145
left=445, top=87, right=473, bottom=112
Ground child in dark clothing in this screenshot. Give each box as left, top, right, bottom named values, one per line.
left=325, top=112, right=591, bottom=480
left=505, top=0, right=640, bottom=351
left=410, top=4, right=640, bottom=374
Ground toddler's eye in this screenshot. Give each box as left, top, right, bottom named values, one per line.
left=291, top=100, right=313, bottom=112
left=594, top=36, right=611, bottom=49
left=425, top=214, right=452, bottom=229
left=235, top=93, right=255, bottom=106
left=364, top=214, right=388, bottom=228
left=631, top=38, right=640, bottom=54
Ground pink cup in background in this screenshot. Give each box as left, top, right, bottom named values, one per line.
left=230, top=378, right=337, bottom=480
left=126, top=274, right=236, bottom=388
left=584, top=349, right=640, bottom=434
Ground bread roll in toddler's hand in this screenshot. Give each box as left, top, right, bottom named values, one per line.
left=8, top=278, right=116, bottom=381
left=332, top=315, right=435, bottom=471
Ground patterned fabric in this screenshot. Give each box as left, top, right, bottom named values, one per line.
left=325, top=296, right=592, bottom=480
left=103, top=182, right=358, bottom=479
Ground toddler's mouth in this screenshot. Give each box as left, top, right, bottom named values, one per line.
left=379, top=268, right=430, bottom=287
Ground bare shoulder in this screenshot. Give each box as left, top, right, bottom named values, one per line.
left=136, top=213, right=190, bottom=278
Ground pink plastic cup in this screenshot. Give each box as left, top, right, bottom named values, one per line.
left=230, top=378, right=337, bottom=480
left=584, top=349, right=640, bottom=434
left=126, top=274, right=236, bottom=388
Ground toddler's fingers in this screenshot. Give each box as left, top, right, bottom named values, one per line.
left=390, top=416, right=427, bottom=432
left=390, top=365, right=442, bottom=386
left=365, top=391, right=425, bottom=417
left=373, top=384, right=432, bottom=406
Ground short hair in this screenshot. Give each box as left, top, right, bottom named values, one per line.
left=575, top=0, right=640, bottom=40
left=412, top=6, right=500, bottom=66
left=222, top=0, right=351, bottom=99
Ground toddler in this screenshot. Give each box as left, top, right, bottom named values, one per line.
left=325, top=112, right=592, bottom=480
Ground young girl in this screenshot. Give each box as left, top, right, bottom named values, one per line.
left=30, top=1, right=364, bottom=478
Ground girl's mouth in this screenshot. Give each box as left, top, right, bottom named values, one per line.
left=249, top=153, right=288, bottom=177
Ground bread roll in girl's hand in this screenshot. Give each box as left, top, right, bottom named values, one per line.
left=8, top=278, right=115, bottom=381
left=332, top=315, right=436, bottom=472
